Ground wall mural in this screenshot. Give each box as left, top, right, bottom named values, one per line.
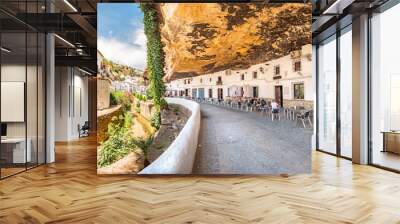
left=97, top=3, right=312, bottom=175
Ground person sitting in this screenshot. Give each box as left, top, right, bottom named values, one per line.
left=261, top=99, right=266, bottom=107
left=246, top=99, right=252, bottom=111
left=271, top=100, right=280, bottom=121
left=254, top=98, right=260, bottom=111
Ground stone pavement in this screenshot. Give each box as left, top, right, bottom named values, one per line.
left=193, top=103, right=312, bottom=174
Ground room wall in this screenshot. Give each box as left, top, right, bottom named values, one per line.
left=1, top=64, right=42, bottom=138
left=54, top=67, right=89, bottom=141
left=1, top=63, right=46, bottom=163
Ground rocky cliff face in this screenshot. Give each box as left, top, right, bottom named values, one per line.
left=159, top=3, right=311, bottom=81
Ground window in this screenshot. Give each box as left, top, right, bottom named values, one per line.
left=0, top=9, right=46, bottom=179
left=293, top=60, right=301, bottom=72
left=318, top=35, right=337, bottom=155
left=200, top=78, right=202, bottom=83
left=370, top=4, right=400, bottom=171
left=209, top=78, right=212, bottom=82
left=293, top=83, right=304, bottom=100
left=218, top=76, right=222, bottom=82
left=253, top=71, right=257, bottom=79
left=340, top=26, right=352, bottom=158
left=274, top=65, right=280, bottom=76
left=184, top=80, right=186, bottom=84
left=241, top=74, right=244, bottom=80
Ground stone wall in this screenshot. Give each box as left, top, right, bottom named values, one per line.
left=139, top=98, right=200, bottom=174
left=263, top=98, right=313, bottom=110
left=97, top=78, right=111, bottom=110
left=140, top=101, right=157, bottom=121
left=97, top=106, right=122, bottom=144
left=283, top=100, right=314, bottom=110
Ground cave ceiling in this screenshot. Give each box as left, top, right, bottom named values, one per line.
left=158, top=3, right=312, bottom=81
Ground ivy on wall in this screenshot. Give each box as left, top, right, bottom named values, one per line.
left=140, top=3, right=166, bottom=128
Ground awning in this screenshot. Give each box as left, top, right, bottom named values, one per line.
left=243, top=85, right=252, bottom=97
left=228, top=85, right=241, bottom=97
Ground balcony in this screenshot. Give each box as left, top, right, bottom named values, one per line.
left=216, top=80, right=223, bottom=85
left=273, top=75, right=281, bottom=80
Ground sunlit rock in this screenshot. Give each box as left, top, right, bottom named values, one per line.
left=158, top=3, right=311, bottom=81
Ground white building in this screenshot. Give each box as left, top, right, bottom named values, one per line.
left=112, top=76, right=147, bottom=94
left=166, top=44, right=313, bottom=109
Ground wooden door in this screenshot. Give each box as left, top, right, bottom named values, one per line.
left=217, top=88, right=223, bottom=100
left=275, top=86, right=283, bottom=107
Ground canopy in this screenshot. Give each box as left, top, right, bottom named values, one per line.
left=228, top=85, right=242, bottom=97
left=243, top=85, right=252, bottom=98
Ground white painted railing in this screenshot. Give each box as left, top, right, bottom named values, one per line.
left=139, top=98, right=200, bottom=174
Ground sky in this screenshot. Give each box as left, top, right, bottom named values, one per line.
left=97, top=3, right=146, bottom=70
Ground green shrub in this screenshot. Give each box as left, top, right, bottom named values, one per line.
left=110, top=90, right=132, bottom=113
left=151, top=109, right=161, bottom=130
left=141, top=3, right=165, bottom=110
left=110, top=92, right=118, bottom=106
left=134, top=92, right=147, bottom=101
left=133, top=136, right=153, bottom=157
left=135, top=101, right=141, bottom=113
left=145, top=88, right=153, bottom=100
left=110, top=91, right=122, bottom=106
left=160, top=98, right=168, bottom=109
left=97, top=113, right=136, bottom=167
left=119, top=93, right=132, bottom=113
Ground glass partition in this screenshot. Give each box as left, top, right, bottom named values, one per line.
left=38, top=32, right=45, bottom=165
left=339, top=26, right=352, bottom=158
left=1, top=31, right=28, bottom=177
left=27, top=31, right=38, bottom=169
left=0, top=2, right=46, bottom=179
left=370, top=3, right=400, bottom=171
left=317, top=35, right=337, bottom=154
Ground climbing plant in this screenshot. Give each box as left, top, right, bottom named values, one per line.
left=140, top=3, right=166, bottom=128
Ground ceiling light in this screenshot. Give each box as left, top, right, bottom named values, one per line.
left=63, top=0, right=78, bottom=12
left=78, top=67, right=92, bottom=76
left=322, top=0, right=355, bottom=15
left=1, top=47, right=11, bottom=53
left=54, top=34, right=75, bottom=48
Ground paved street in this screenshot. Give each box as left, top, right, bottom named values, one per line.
left=193, top=103, right=312, bottom=174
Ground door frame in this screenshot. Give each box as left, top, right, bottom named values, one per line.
left=274, top=85, right=283, bottom=107
left=217, top=88, right=223, bottom=100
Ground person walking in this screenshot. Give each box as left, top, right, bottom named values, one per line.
left=271, top=100, right=280, bottom=121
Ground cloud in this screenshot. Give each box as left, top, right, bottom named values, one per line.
left=98, top=28, right=147, bottom=70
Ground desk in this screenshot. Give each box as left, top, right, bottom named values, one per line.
left=382, top=131, right=400, bottom=154
left=1, top=138, right=31, bottom=163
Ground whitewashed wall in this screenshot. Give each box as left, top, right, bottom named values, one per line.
left=167, top=44, right=313, bottom=101
left=55, top=67, right=89, bottom=141
left=139, top=98, right=200, bottom=174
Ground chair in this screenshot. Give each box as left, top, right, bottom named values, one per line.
left=286, top=107, right=295, bottom=120
left=79, top=121, right=90, bottom=138
left=296, top=110, right=312, bottom=128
